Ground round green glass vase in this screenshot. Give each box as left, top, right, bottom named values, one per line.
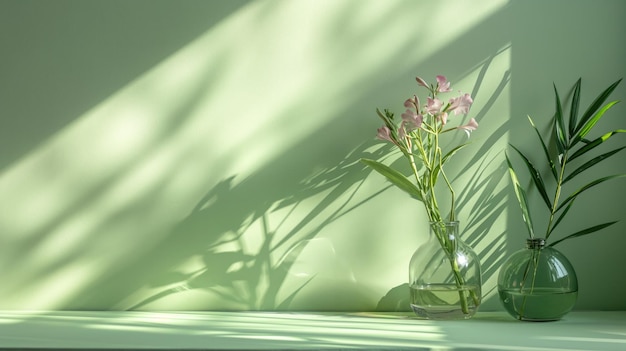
left=497, top=238, right=578, bottom=321
left=408, top=221, right=482, bottom=320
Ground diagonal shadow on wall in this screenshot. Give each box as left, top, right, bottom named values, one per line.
left=0, top=0, right=252, bottom=172
left=1, top=1, right=519, bottom=311
left=86, top=4, right=517, bottom=311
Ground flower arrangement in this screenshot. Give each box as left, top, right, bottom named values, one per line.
left=361, top=75, right=480, bottom=317
left=506, top=78, right=624, bottom=245
left=361, top=75, right=478, bottom=224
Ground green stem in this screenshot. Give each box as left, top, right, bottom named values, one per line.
left=440, top=166, right=456, bottom=222
left=407, top=130, right=440, bottom=223
left=433, top=222, right=473, bottom=315
left=517, top=248, right=541, bottom=320
left=545, top=152, right=568, bottom=240
left=407, top=153, right=430, bottom=216
left=450, top=257, right=470, bottom=314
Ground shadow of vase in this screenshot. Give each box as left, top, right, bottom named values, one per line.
left=376, top=283, right=411, bottom=312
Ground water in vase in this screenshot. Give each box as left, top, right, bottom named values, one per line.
left=410, top=283, right=480, bottom=320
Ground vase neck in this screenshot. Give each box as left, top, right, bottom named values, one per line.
left=526, top=238, right=546, bottom=249
left=430, top=221, right=459, bottom=240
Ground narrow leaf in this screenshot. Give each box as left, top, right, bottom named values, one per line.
left=549, top=221, right=618, bottom=247
left=556, top=174, right=626, bottom=211
left=510, top=144, right=553, bottom=211
left=553, top=115, right=566, bottom=159
left=563, top=146, right=626, bottom=183
left=506, top=154, right=534, bottom=238
left=528, top=116, right=558, bottom=181
left=360, top=158, right=422, bottom=201
left=441, top=143, right=470, bottom=165
left=568, top=78, right=582, bottom=137
left=548, top=199, right=575, bottom=237
left=571, top=101, right=620, bottom=147
left=569, top=129, right=626, bottom=161
left=553, top=84, right=568, bottom=152
left=574, top=78, right=622, bottom=135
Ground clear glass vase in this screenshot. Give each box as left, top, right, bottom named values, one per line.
left=497, top=238, right=578, bottom=321
left=408, top=221, right=482, bottom=320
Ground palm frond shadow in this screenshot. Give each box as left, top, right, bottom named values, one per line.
left=123, top=3, right=517, bottom=312
left=128, top=142, right=390, bottom=310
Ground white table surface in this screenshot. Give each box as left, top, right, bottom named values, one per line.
left=0, top=311, right=624, bottom=350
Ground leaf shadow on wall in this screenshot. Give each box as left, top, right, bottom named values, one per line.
left=119, top=67, right=512, bottom=312
left=65, top=1, right=517, bottom=311
left=125, top=141, right=391, bottom=310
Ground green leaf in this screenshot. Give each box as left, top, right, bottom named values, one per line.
left=553, top=84, right=568, bottom=154
left=528, top=116, right=558, bottom=181
left=548, top=221, right=618, bottom=247
left=574, top=78, right=622, bottom=135
left=548, top=199, right=575, bottom=237
left=441, top=143, right=470, bottom=165
left=556, top=174, right=626, bottom=211
left=510, top=144, right=553, bottom=211
left=430, top=167, right=439, bottom=188
left=506, top=153, right=534, bottom=238
left=568, top=78, right=582, bottom=137
left=571, top=100, right=620, bottom=147
left=360, top=158, right=422, bottom=201
left=569, top=129, right=626, bottom=161
left=563, top=146, right=626, bottom=183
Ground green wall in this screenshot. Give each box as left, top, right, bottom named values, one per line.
left=0, top=0, right=624, bottom=311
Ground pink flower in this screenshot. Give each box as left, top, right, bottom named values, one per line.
left=436, top=75, right=452, bottom=92
left=458, top=118, right=479, bottom=137
left=401, top=109, right=423, bottom=131
left=448, top=93, right=473, bottom=115
left=438, top=112, right=448, bottom=125
left=459, top=118, right=478, bottom=130
left=376, top=126, right=394, bottom=143
left=415, top=76, right=429, bottom=88
left=404, top=95, right=420, bottom=110
left=426, top=97, right=443, bottom=115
